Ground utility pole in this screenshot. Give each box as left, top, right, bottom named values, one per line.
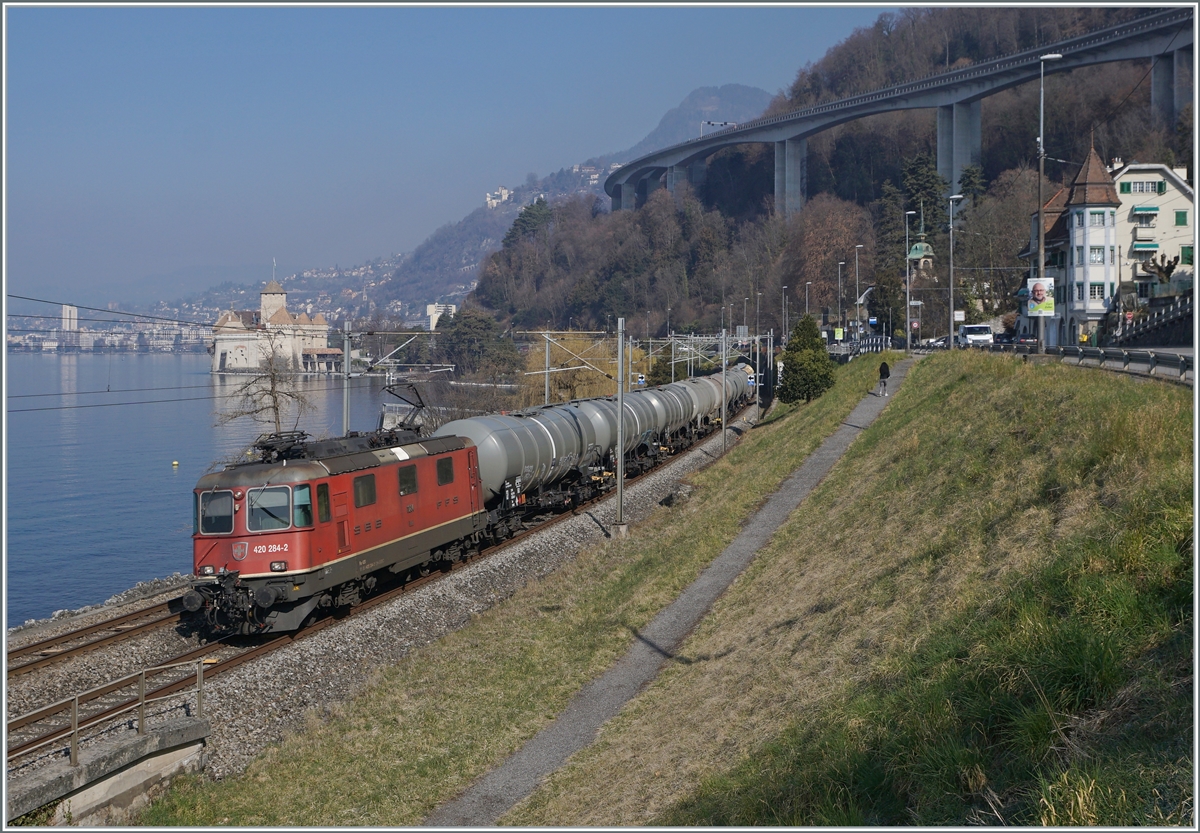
left=544, top=331, right=551, bottom=405
left=854, top=244, right=864, bottom=341
left=614, top=318, right=627, bottom=537
left=905, top=209, right=916, bottom=353
left=342, top=324, right=351, bottom=436
left=721, top=328, right=727, bottom=455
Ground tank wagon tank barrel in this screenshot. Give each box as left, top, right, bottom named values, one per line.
left=436, top=364, right=753, bottom=505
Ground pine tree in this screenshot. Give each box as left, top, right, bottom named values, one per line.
left=778, top=314, right=836, bottom=403
left=789, top=313, right=826, bottom=352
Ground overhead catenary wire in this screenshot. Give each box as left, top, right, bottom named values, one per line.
left=6, top=377, right=379, bottom=414
left=6, top=293, right=428, bottom=337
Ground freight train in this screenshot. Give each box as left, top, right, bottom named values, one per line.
left=182, top=365, right=755, bottom=634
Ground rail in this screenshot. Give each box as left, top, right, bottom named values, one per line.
left=6, top=658, right=216, bottom=766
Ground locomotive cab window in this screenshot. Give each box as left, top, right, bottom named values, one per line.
left=247, top=486, right=291, bottom=532
left=293, top=484, right=314, bottom=527
left=316, top=483, right=331, bottom=523
left=354, top=474, right=377, bottom=508
left=196, top=490, right=234, bottom=535
left=398, top=464, right=418, bottom=496
left=437, top=456, right=454, bottom=486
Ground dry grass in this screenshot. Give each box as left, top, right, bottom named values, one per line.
left=503, top=352, right=1192, bottom=825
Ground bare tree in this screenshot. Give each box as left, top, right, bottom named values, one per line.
left=216, top=331, right=312, bottom=435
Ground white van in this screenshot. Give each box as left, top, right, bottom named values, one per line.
left=956, top=324, right=993, bottom=348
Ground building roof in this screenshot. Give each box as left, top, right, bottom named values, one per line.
left=214, top=309, right=257, bottom=329
left=1110, top=161, right=1195, bottom=199
left=267, top=306, right=295, bottom=325
left=1066, top=146, right=1120, bottom=207
left=262, top=280, right=285, bottom=294
left=1018, top=187, right=1068, bottom=259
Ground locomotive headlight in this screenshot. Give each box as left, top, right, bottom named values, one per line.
left=270, top=561, right=288, bottom=572
left=199, top=565, right=216, bottom=576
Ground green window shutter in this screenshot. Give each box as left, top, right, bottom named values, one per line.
left=1176, top=210, right=1187, bottom=226
left=1157, top=181, right=1166, bottom=194
left=1183, top=246, right=1194, bottom=266
left=1120, top=182, right=1131, bottom=193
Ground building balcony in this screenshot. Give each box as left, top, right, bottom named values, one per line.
left=1133, top=226, right=1157, bottom=241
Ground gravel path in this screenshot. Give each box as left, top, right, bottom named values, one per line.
left=424, top=359, right=917, bottom=826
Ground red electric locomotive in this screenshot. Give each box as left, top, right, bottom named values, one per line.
left=183, top=429, right=488, bottom=634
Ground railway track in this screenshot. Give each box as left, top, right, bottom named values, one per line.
left=6, top=601, right=183, bottom=677
left=7, top=535, right=523, bottom=771
left=7, top=410, right=753, bottom=774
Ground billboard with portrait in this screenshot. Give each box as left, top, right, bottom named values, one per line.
left=1027, top=278, right=1055, bottom=317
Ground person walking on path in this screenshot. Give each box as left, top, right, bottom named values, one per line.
left=877, top=360, right=890, bottom=396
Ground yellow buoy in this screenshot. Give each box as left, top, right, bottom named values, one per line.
left=172, top=461, right=179, bottom=467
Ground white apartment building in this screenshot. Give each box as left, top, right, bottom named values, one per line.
left=1109, top=159, right=1194, bottom=304
left=1020, top=147, right=1194, bottom=345
left=426, top=303, right=456, bottom=330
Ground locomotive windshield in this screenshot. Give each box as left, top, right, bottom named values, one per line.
left=196, top=490, right=234, bottom=534
left=293, top=484, right=313, bottom=528
left=247, top=486, right=292, bottom=531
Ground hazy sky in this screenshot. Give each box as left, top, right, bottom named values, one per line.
left=5, top=4, right=891, bottom=308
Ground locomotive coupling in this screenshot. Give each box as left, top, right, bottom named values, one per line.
left=182, top=590, right=205, bottom=612
left=253, top=586, right=282, bottom=608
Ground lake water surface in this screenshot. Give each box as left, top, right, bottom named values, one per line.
left=5, top=353, right=394, bottom=626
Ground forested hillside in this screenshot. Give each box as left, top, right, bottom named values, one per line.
left=470, top=6, right=1190, bottom=342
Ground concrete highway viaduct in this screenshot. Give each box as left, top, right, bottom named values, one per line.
left=605, top=8, right=1193, bottom=216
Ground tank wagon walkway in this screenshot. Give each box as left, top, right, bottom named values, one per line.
left=424, top=356, right=919, bottom=827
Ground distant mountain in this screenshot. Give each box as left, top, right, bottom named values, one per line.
left=619, top=84, right=774, bottom=161
left=372, top=85, right=775, bottom=311
left=158, top=84, right=775, bottom=319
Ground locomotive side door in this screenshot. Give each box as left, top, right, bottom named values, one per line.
left=333, top=492, right=351, bottom=553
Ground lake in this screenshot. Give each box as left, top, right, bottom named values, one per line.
left=5, top=352, right=396, bottom=627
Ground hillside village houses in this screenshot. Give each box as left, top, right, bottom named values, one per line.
left=1019, top=148, right=1194, bottom=346
left=210, top=280, right=341, bottom=373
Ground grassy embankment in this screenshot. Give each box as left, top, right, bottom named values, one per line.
left=507, top=351, right=1193, bottom=826
left=143, top=352, right=1192, bottom=826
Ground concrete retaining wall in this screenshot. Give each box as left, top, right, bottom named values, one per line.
left=6, top=717, right=210, bottom=826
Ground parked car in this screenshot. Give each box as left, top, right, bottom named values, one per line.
left=924, top=336, right=949, bottom=349
left=994, top=333, right=1014, bottom=345
left=1014, top=333, right=1039, bottom=345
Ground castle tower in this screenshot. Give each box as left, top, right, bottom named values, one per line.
left=260, top=280, right=287, bottom=323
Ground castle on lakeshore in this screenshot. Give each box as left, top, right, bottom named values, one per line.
left=210, top=281, right=341, bottom=373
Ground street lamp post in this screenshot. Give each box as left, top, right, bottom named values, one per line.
left=753, top=290, right=763, bottom=379
left=667, top=306, right=672, bottom=382
left=948, top=193, right=964, bottom=346
left=905, top=210, right=916, bottom=352
left=837, top=262, right=845, bottom=336
left=805, top=281, right=811, bottom=317
left=782, top=285, right=788, bottom=339
left=743, top=297, right=749, bottom=332
left=854, top=244, right=864, bottom=341
left=1038, top=52, right=1063, bottom=354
